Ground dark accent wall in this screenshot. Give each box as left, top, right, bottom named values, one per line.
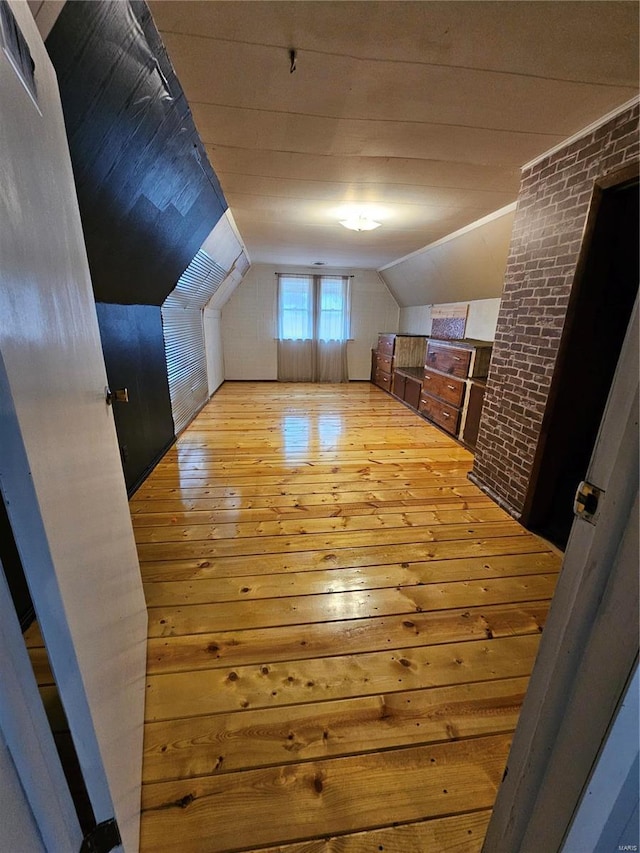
left=96, top=304, right=175, bottom=492
left=471, top=102, right=639, bottom=518
left=46, top=0, right=227, bottom=306
left=46, top=1, right=228, bottom=490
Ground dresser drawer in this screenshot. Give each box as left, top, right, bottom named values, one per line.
left=419, top=393, right=461, bottom=436
left=422, top=369, right=465, bottom=407
left=376, top=353, right=393, bottom=373
left=425, top=342, right=471, bottom=378
left=375, top=368, right=392, bottom=392
left=377, top=334, right=395, bottom=356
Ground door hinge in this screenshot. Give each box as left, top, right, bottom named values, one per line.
left=573, top=480, right=604, bottom=525
left=80, top=818, right=121, bottom=853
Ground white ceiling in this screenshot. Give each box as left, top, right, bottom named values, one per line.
left=148, top=1, right=638, bottom=271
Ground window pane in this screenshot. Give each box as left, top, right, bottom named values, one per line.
left=278, top=276, right=313, bottom=339
left=318, top=277, right=348, bottom=341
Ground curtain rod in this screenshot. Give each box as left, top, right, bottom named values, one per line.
left=275, top=273, right=354, bottom=277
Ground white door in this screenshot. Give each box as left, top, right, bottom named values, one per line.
left=483, top=297, right=639, bottom=852
left=0, top=4, right=147, bottom=851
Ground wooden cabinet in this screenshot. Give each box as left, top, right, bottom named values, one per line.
left=393, top=367, right=422, bottom=411
left=420, top=339, right=492, bottom=448
left=372, top=334, right=492, bottom=451
left=372, top=334, right=427, bottom=395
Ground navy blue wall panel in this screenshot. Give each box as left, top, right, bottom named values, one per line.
left=96, top=304, right=175, bottom=492
left=46, top=1, right=227, bottom=490
left=46, top=0, right=227, bottom=306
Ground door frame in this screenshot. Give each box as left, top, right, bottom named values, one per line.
left=0, top=551, right=82, bottom=851
left=521, top=161, right=639, bottom=534
left=483, top=299, right=639, bottom=851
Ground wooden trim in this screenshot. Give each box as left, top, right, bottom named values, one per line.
left=521, top=97, right=639, bottom=171
left=596, top=158, right=640, bottom=191
left=520, top=180, right=603, bottom=526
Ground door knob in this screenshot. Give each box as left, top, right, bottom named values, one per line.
left=105, top=386, right=129, bottom=405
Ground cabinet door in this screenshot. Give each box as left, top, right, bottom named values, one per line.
left=404, top=377, right=422, bottom=410
left=392, top=371, right=406, bottom=398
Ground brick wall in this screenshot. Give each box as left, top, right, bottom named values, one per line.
left=471, top=101, right=639, bottom=517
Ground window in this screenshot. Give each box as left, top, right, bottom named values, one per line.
left=278, top=276, right=313, bottom=340
left=277, top=275, right=351, bottom=342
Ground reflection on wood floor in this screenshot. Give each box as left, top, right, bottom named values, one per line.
left=133, top=382, right=561, bottom=853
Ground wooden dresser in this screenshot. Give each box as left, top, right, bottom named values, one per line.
left=419, top=338, right=492, bottom=449
left=372, top=334, right=427, bottom=396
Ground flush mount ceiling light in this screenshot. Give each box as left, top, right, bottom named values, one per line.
left=339, top=215, right=382, bottom=232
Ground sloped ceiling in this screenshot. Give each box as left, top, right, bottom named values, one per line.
left=45, top=0, right=228, bottom=306
left=380, top=204, right=516, bottom=307
left=147, top=0, right=638, bottom=277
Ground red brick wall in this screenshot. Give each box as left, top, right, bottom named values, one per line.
left=471, top=102, right=639, bottom=517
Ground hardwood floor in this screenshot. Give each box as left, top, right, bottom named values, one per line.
left=133, top=381, right=561, bottom=852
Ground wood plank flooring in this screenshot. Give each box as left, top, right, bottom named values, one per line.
left=133, top=382, right=561, bottom=853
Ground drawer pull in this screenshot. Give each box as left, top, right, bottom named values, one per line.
left=442, top=412, right=450, bottom=418
left=424, top=375, right=430, bottom=380
left=453, top=356, right=462, bottom=361
left=447, top=384, right=456, bottom=390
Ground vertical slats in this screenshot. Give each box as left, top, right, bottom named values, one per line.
left=163, top=251, right=227, bottom=310
left=161, top=308, right=207, bottom=435
left=162, top=249, right=233, bottom=434
left=161, top=212, right=250, bottom=433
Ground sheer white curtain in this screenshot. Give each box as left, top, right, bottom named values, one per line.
left=277, top=274, right=350, bottom=382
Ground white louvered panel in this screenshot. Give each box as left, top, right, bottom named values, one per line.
left=164, top=250, right=227, bottom=310
left=161, top=307, right=208, bottom=435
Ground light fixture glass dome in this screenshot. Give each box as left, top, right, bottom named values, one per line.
left=339, top=215, right=382, bottom=232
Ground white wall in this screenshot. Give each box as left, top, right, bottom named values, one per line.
left=221, top=264, right=279, bottom=380
left=399, top=305, right=432, bottom=335
left=221, top=264, right=399, bottom=380
left=203, top=307, right=225, bottom=395
left=399, top=297, right=501, bottom=341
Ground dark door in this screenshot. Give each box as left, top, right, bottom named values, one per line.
left=523, top=178, right=638, bottom=548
